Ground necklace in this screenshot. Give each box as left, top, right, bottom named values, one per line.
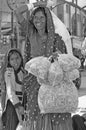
left=37, top=33, right=48, bottom=44
left=36, top=33, right=48, bottom=55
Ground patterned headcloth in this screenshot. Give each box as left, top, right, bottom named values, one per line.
left=30, top=6, right=55, bottom=57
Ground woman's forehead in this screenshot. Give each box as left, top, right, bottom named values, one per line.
left=34, top=11, right=45, bottom=16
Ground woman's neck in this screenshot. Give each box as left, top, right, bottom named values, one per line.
left=38, top=29, right=46, bottom=37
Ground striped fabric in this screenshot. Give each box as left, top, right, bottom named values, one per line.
left=15, top=91, right=23, bottom=102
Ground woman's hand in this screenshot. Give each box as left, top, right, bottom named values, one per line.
left=34, top=1, right=47, bottom=8
left=49, top=52, right=60, bottom=62
left=52, top=52, right=60, bottom=59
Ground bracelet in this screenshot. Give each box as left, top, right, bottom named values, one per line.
left=47, top=0, right=54, bottom=8
left=27, top=3, right=34, bottom=10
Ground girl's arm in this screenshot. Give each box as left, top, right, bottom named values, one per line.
left=5, top=68, right=20, bottom=106
left=5, top=68, right=24, bottom=122
left=1, top=81, right=6, bottom=111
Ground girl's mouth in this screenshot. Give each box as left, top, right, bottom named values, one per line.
left=36, top=23, right=41, bottom=27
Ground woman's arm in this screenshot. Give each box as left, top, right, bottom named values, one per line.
left=15, top=1, right=47, bottom=24
left=15, top=5, right=28, bottom=24
left=53, top=34, right=67, bottom=54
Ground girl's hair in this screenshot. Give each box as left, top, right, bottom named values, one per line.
left=7, top=49, right=23, bottom=69
left=7, top=49, right=24, bottom=85
left=84, top=28, right=86, bottom=37
left=30, top=7, right=47, bottom=32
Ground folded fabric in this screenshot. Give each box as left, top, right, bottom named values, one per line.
left=58, top=54, right=81, bottom=71
left=38, top=81, right=78, bottom=113
left=25, top=56, right=51, bottom=80
left=64, top=69, right=80, bottom=81
left=48, top=60, right=63, bottom=86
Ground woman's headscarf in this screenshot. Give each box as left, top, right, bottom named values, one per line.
left=29, top=0, right=72, bottom=54
left=30, top=6, right=55, bottom=57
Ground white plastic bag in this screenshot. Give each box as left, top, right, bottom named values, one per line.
left=64, top=69, right=79, bottom=81
left=48, top=60, right=63, bottom=86
left=38, top=81, right=78, bottom=114
left=25, top=56, right=51, bottom=80
left=58, top=54, right=81, bottom=71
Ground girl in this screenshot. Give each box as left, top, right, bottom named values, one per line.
left=1, top=48, right=24, bottom=130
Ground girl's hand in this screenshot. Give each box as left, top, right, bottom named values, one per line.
left=84, top=121, right=86, bottom=126
left=18, top=106, right=24, bottom=115
left=16, top=106, right=24, bottom=122
left=5, top=68, right=15, bottom=84
left=6, top=68, right=14, bottom=77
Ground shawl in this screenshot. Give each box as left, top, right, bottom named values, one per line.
left=24, top=7, right=55, bottom=61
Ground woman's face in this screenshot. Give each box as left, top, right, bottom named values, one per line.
left=9, top=52, right=21, bottom=71
left=33, top=11, right=46, bottom=31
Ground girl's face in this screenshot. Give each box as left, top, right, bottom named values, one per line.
left=9, top=52, right=21, bottom=71
left=33, top=11, right=46, bottom=31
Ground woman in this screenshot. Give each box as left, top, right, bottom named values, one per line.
left=15, top=1, right=73, bottom=130
left=1, top=48, right=25, bottom=130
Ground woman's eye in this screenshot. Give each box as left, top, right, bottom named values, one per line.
left=34, top=16, right=45, bottom=21
left=34, top=16, right=38, bottom=20
left=17, top=57, right=19, bottom=60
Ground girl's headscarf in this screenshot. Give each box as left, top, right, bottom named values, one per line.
left=7, top=48, right=24, bottom=71
left=2, top=48, right=24, bottom=85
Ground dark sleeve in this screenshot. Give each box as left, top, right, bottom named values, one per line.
left=24, top=37, right=31, bottom=64
left=19, top=19, right=27, bottom=36
left=19, top=19, right=32, bottom=37
left=1, top=81, right=6, bottom=111
left=53, top=33, right=67, bottom=54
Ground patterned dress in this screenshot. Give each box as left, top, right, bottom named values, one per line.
left=23, top=33, right=73, bottom=130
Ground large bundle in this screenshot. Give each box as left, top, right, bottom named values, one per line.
left=25, top=54, right=80, bottom=113
left=25, top=56, right=51, bottom=84
left=38, top=81, right=78, bottom=113
left=48, top=60, right=63, bottom=86
left=64, top=69, right=80, bottom=81
left=58, top=54, right=81, bottom=71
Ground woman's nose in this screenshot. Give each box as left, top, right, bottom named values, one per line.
left=14, top=59, right=17, bottom=63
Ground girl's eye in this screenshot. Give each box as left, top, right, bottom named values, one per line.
left=10, top=58, right=13, bottom=61
left=16, top=56, right=19, bottom=60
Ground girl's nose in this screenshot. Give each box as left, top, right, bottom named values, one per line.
left=14, top=59, right=17, bottom=63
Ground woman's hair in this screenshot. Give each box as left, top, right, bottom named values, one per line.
left=30, top=7, right=47, bottom=32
